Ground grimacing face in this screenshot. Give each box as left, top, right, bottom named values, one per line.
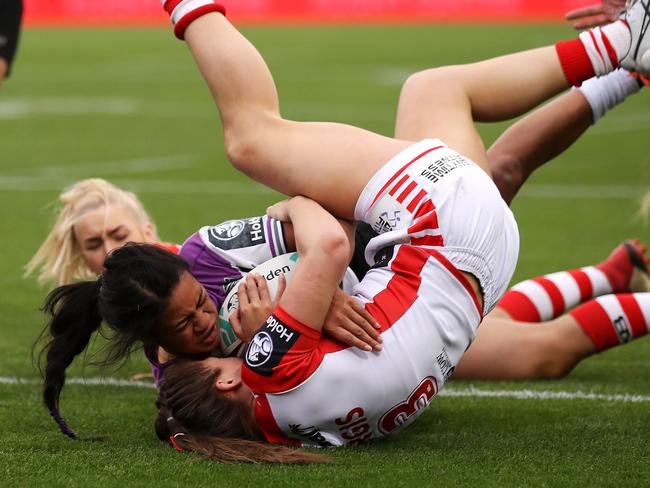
left=73, top=204, right=156, bottom=274
left=157, top=271, right=221, bottom=356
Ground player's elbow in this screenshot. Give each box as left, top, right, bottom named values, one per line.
left=318, top=229, right=351, bottom=269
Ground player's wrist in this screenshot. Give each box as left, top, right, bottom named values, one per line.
left=161, top=0, right=226, bottom=40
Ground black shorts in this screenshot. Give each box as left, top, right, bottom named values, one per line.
left=0, top=0, right=23, bottom=77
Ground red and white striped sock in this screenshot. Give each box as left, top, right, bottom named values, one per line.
left=497, top=243, right=643, bottom=322
left=570, top=293, right=650, bottom=351
left=161, top=0, right=226, bottom=40
left=556, top=21, right=631, bottom=86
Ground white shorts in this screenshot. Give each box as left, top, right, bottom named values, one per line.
left=354, top=139, right=520, bottom=313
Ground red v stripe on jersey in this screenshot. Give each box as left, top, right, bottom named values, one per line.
left=407, top=189, right=427, bottom=213
left=397, top=181, right=418, bottom=204
left=366, top=246, right=482, bottom=333
left=389, top=174, right=409, bottom=196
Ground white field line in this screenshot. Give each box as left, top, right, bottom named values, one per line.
left=0, top=176, right=275, bottom=195
left=3, top=376, right=650, bottom=402
left=0, top=98, right=140, bottom=118
left=0, top=170, right=642, bottom=199
left=14, top=155, right=198, bottom=178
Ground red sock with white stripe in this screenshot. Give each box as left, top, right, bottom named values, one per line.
left=161, top=0, right=226, bottom=40
left=497, top=242, right=646, bottom=322
left=570, top=293, right=650, bottom=351
left=556, top=21, right=631, bottom=86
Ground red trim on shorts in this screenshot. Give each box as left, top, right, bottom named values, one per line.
left=618, top=294, right=647, bottom=339
left=408, top=210, right=439, bottom=235
left=368, top=145, right=443, bottom=209
left=410, top=235, right=444, bottom=247
left=426, top=248, right=483, bottom=317
left=407, top=189, right=427, bottom=213
left=568, top=269, right=594, bottom=301
left=254, top=393, right=301, bottom=446
left=413, top=200, right=434, bottom=219
left=389, top=174, right=409, bottom=196
left=397, top=181, right=418, bottom=204
left=532, top=277, right=566, bottom=318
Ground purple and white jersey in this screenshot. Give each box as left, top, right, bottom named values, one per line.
left=149, top=215, right=287, bottom=385
left=181, top=215, right=288, bottom=310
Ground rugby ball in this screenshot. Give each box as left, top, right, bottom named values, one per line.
left=218, top=252, right=300, bottom=356
left=218, top=252, right=361, bottom=357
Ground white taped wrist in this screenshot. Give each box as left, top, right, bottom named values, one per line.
left=577, top=69, right=641, bottom=123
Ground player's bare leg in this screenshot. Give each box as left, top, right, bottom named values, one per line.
left=454, top=241, right=650, bottom=380
left=164, top=1, right=642, bottom=212
left=182, top=12, right=410, bottom=219
left=454, top=314, right=595, bottom=380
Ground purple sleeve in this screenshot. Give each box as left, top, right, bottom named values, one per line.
left=180, top=232, right=244, bottom=310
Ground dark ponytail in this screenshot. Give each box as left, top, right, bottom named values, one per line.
left=39, top=281, right=103, bottom=438
left=36, top=243, right=189, bottom=439
left=155, top=361, right=329, bottom=464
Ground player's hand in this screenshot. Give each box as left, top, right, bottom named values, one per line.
left=229, top=273, right=286, bottom=342
left=266, top=199, right=292, bottom=222
left=322, top=288, right=382, bottom=352
left=565, top=0, right=625, bottom=29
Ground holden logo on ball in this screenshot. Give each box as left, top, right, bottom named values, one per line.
left=209, top=220, right=246, bottom=241
left=246, top=332, right=273, bottom=367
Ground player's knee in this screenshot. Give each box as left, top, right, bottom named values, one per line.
left=526, top=346, right=577, bottom=379
left=400, top=68, right=462, bottom=108
left=224, top=129, right=261, bottom=175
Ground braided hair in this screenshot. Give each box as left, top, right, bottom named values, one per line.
left=36, top=243, right=189, bottom=438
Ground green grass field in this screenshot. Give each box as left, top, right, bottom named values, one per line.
left=1, top=23, right=649, bottom=487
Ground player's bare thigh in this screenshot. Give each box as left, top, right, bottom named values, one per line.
left=232, top=116, right=414, bottom=219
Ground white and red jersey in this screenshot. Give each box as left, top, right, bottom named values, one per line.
left=243, top=139, right=519, bottom=447
left=243, top=245, right=482, bottom=447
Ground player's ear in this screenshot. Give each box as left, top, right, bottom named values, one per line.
left=214, top=376, right=241, bottom=392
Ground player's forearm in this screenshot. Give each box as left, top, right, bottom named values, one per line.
left=487, top=89, right=592, bottom=201
left=273, top=197, right=350, bottom=330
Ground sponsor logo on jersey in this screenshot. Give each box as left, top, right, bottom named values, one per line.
left=373, top=210, right=401, bottom=234
left=436, top=347, right=455, bottom=382
left=419, top=154, right=472, bottom=184
left=209, top=219, right=246, bottom=241
left=244, top=314, right=300, bottom=375
left=289, top=424, right=334, bottom=447
left=246, top=331, right=274, bottom=367
left=372, top=246, right=395, bottom=269
left=335, top=407, right=373, bottom=444
left=207, top=217, right=266, bottom=250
